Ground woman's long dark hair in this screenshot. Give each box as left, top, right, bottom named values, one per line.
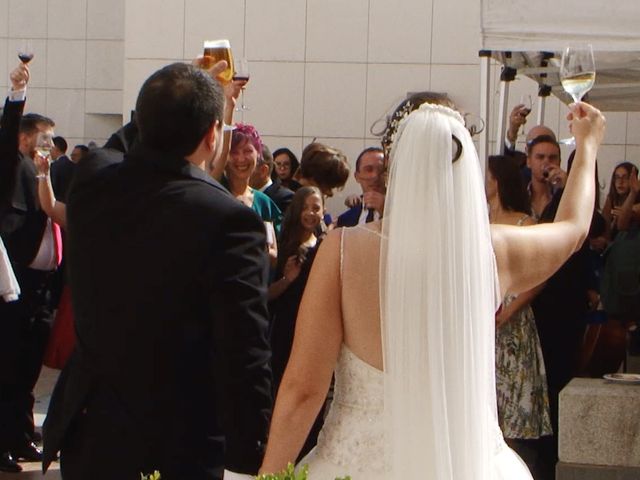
left=607, top=161, right=640, bottom=207
left=487, top=155, right=531, bottom=214
left=271, top=148, right=300, bottom=182
left=277, top=186, right=323, bottom=274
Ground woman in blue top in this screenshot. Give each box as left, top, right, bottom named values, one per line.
left=223, top=123, right=281, bottom=264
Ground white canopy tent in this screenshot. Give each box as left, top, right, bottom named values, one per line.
left=478, top=0, right=640, bottom=161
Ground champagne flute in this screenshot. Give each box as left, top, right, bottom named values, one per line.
left=202, top=39, right=234, bottom=84
left=558, top=45, right=596, bottom=145
left=17, top=40, right=34, bottom=64
left=233, top=58, right=250, bottom=111
left=35, top=131, right=54, bottom=161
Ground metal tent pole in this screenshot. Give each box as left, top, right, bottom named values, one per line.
left=479, top=50, right=492, bottom=172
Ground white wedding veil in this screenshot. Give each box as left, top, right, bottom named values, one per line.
left=380, top=102, right=502, bottom=479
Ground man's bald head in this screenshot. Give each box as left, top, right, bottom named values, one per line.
left=526, top=125, right=556, bottom=143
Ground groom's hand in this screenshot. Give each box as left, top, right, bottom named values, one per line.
left=223, top=470, right=254, bottom=480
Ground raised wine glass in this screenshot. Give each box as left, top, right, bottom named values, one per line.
left=233, top=58, right=250, bottom=111
left=518, top=94, right=533, bottom=137
left=17, top=40, right=34, bottom=64
left=558, top=45, right=596, bottom=145
left=35, top=131, right=54, bottom=162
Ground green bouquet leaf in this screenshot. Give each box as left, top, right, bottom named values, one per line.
left=140, top=472, right=161, bottom=480
left=255, top=463, right=350, bottom=480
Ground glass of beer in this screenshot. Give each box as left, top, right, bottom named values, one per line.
left=203, top=39, right=234, bottom=83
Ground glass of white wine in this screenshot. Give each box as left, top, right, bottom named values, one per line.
left=35, top=131, right=54, bottom=161
left=558, top=45, right=596, bottom=145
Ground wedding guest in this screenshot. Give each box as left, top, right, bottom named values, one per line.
left=223, top=124, right=281, bottom=264
left=0, top=63, right=59, bottom=473
left=294, top=142, right=350, bottom=228
left=487, top=155, right=550, bottom=476
left=268, top=186, right=326, bottom=462
left=295, top=142, right=350, bottom=199
left=337, top=147, right=385, bottom=227
left=69, top=144, right=89, bottom=163
left=33, top=153, right=75, bottom=371
left=599, top=163, right=640, bottom=378
left=50, top=136, right=75, bottom=201
left=272, top=148, right=301, bottom=191
left=602, top=162, right=640, bottom=239
left=251, top=145, right=294, bottom=214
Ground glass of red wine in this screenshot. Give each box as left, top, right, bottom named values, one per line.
left=17, top=40, right=34, bottom=64
left=233, top=58, right=250, bottom=111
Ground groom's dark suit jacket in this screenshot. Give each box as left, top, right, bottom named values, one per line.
left=43, top=145, right=273, bottom=479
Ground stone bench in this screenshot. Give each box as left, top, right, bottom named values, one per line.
left=557, top=377, right=640, bottom=479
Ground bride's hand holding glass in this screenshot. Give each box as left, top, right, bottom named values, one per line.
left=567, top=101, right=606, bottom=149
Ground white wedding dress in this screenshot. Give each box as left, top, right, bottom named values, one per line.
left=301, top=342, right=531, bottom=480
left=301, top=344, right=385, bottom=479
left=298, top=103, right=532, bottom=479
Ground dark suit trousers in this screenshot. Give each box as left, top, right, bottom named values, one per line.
left=60, top=383, right=225, bottom=480
left=0, top=266, right=51, bottom=451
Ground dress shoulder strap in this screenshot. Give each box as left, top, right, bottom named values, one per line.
left=516, top=214, right=530, bottom=226
left=339, top=226, right=346, bottom=286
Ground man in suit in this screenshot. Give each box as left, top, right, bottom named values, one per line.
left=50, top=136, right=75, bottom=202
left=43, top=62, right=273, bottom=480
left=69, top=144, right=89, bottom=163
left=0, top=63, right=59, bottom=473
left=336, top=146, right=385, bottom=227
left=250, top=145, right=294, bottom=214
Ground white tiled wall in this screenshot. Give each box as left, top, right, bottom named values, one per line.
left=368, top=0, right=432, bottom=64
left=1, top=0, right=124, bottom=147
left=3, top=0, right=637, bottom=215
left=305, top=0, right=369, bottom=63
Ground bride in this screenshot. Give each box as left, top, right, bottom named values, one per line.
left=258, top=94, right=605, bottom=479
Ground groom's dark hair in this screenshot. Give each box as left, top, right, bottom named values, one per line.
left=135, top=62, right=224, bottom=158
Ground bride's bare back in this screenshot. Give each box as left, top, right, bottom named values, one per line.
left=339, top=223, right=384, bottom=371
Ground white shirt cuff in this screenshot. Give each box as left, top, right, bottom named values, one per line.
left=223, top=470, right=254, bottom=480
left=8, top=88, right=26, bottom=102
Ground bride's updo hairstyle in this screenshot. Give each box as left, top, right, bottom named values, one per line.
left=381, top=92, right=461, bottom=163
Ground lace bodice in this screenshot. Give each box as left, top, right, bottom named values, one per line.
left=312, top=344, right=385, bottom=474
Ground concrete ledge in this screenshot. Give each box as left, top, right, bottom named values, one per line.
left=559, top=378, right=640, bottom=467
left=628, top=354, right=640, bottom=374
left=557, top=461, right=640, bottom=480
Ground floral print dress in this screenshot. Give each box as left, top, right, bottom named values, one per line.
left=495, top=220, right=552, bottom=439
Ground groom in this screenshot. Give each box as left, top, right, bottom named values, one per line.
left=43, top=62, right=273, bottom=480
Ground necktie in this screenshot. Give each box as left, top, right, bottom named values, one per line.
left=365, top=208, right=375, bottom=223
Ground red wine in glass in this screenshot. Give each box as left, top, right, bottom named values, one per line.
left=233, top=58, right=250, bottom=110
left=18, top=52, right=34, bottom=64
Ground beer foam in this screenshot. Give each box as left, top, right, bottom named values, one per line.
left=204, top=39, right=230, bottom=49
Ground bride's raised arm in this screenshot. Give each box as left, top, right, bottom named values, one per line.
left=492, top=102, right=605, bottom=297
left=259, top=229, right=344, bottom=474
